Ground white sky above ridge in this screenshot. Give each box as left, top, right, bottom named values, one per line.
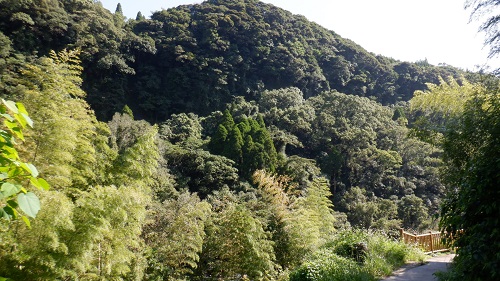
left=100, top=0, right=499, bottom=71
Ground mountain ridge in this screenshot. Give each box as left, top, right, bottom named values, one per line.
left=0, top=0, right=471, bottom=121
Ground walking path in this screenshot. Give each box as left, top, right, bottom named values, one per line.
left=380, top=254, right=455, bottom=281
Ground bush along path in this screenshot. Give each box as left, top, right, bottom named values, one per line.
left=380, top=254, right=455, bottom=281
left=289, top=230, right=427, bottom=281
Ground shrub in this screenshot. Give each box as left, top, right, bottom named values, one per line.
left=289, top=230, right=426, bottom=280
left=289, top=249, right=373, bottom=281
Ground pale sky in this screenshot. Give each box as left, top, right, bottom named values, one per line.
left=100, top=0, right=498, bottom=71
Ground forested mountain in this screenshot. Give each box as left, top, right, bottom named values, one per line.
left=1, top=0, right=468, bottom=121
left=1, top=0, right=498, bottom=280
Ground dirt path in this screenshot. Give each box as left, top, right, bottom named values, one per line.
left=380, top=254, right=455, bottom=281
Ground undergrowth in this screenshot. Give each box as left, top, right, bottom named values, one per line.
left=289, top=230, right=426, bottom=281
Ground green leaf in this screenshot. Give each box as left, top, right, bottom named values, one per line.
left=30, top=177, right=41, bottom=189
left=0, top=113, right=14, bottom=122
left=15, top=102, right=28, bottom=115
left=21, top=216, right=31, bottom=228
left=3, top=145, right=19, bottom=160
left=17, top=192, right=40, bottom=218
left=3, top=205, right=16, bottom=219
left=4, top=121, right=23, bottom=141
left=7, top=199, right=18, bottom=209
left=21, top=163, right=38, bottom=177
left=37, top=178, right=50, bottom=190
left=20, top=113, right=33, bottom=128
left=0, top=208, right=12, bottom=220
left=14, top=113, right=27, bottom=128
left=2, top=99, right=18, bottom=114
left=29, top=177, right=49, bottom=190
left=7, top=167, right=24, bottom=178
left=1, top=182, right=20, bottom=198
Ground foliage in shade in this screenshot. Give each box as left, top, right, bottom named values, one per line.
left=0, top=0, right=472, bottom=122
left=438, top=90, right=500, bottom=280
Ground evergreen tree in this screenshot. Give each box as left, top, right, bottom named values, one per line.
left=209, top=124, right=228, bottom=155
left=136, top=11, right=145, bottom=21
left=221, top=109, right=235, bottom=131
left=223, top=126, right=243, bottom=164
left=115, top=3, right=123, bottom=15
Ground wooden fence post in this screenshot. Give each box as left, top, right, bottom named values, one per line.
left=429, top=231, right=434, bottom=253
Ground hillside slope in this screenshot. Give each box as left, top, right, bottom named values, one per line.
left=0, top=0, right=465, bottom=121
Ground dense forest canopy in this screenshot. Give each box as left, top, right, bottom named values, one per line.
left=0, top=0, right=475, bottom=122
left=0, top=0, right=499, bottom=280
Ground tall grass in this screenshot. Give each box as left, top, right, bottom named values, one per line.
left=289, top=230, right=426, bottom=281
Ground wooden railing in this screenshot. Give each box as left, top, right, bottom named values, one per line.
left=399, top=229, right=449, bottom=253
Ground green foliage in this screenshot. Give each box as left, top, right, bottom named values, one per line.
left=0, top=190, right=74, bottom=280
left=163, top=143, right=239, bottom=198
left=439, top=90, right=500, bottom=280
left=209, top=110, right=279, bottom=179
left=0, top=0, right=488, bottom=279
left=144, top=191, right=211, bottom=280
left=289, top=251, right=373, bottom=281
left=290, top=230, right=425, bottom=281
left=0, top=50, right=157, bottom=280
left=339, top=187, right=400, bottom=231
left=198, top=193, right=276, bottom=280
left=409, top=77, right=477, bottom=144
left=70, top=185, right=149, bottom=280
left=159, top=112, right=203, bottom=145
left=121, top=104, right=134, bottom=119
left=15, top=50, right=102, bottom=192
left=0, top=99, right=48, bottom=224
left=397, top=194, right=429, bottom=230
left=252, top=171, right=336, bottom=269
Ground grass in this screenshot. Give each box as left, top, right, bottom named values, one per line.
left=289, top=230, right=426, bottom=281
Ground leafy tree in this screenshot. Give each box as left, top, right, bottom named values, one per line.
left=107, top=111, right=161, bottom=190
left=121, top=104, right=134, bottom=119
left=0, top=190, right=74, bottom=280
left=209, top=110, right=279, bottom=179
left=115, top=3, right=123, bottom=15
left=15, top=50, right=101, bottom=192
left=69, top=185, right=149, bottom=280
left=198, top=191, right=276, bottom=280
left=163, top=143, right=239, bottom=198
left=136, top=11, right=145, bottom=21
left=409, top=76, right=476, bottom=141
left=398, top=194, right=429, bottom=230
left=465, top=0, right=500, bottom=62
left=279, top=155, right=321, bottom=190
left=252, top=170, right=336, bottom=269
left=144, top=191, right=211, bottom=280
left=159, top=113, right=202, bottom=145
left=439, top=91, right=500, bottom=280
left=339, top=187, right=400, bottom=230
